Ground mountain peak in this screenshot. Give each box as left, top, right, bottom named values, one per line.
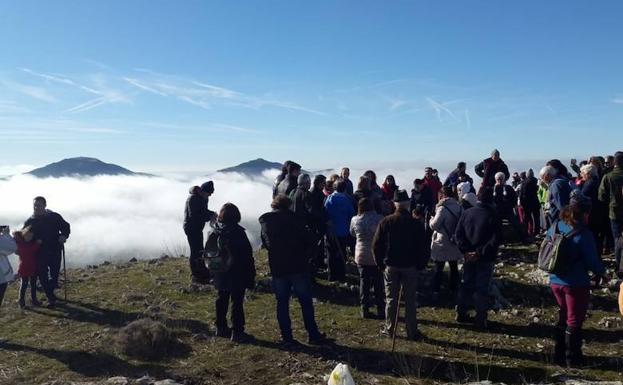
left=26, top=157, right=145, bottom=178
left=217, top=159, right=283, bottom=175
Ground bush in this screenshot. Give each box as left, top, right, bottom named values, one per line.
left=115, top=318, right=173, bottom=360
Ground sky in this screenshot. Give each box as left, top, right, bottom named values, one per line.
left=1, top=0, right=623, bottom=174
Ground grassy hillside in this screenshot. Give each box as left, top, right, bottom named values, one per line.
left=0, top=244, right=622, bottom=385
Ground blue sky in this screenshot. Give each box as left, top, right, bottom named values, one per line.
left=1, top=0, right=622, bottom=172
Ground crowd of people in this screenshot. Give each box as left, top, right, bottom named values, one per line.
left=1, top=149, right=621, bottom=370
left=181, top=149, right=622, bottom=368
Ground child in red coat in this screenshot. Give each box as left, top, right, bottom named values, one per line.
left=13, top=227, right=41, bottom=308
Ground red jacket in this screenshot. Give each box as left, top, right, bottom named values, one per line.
left=423, top=177, right=442, bottom=203
left=16, top=240, right=39, bottom=278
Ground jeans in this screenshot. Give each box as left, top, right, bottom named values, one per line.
left=19, top=276, right=37, bottom=302
left=550, top=284, right=590, bottom=328
left=185, top=230, right=210, bottom=280
left=457, top=261, right=494, bottom=312
left=37, top=253, right=57, bottom=301
left=611, top=219, right=623, bottom=269
left=357, top=265, right=384, bottom=311
left=215, top=289, right=246, bottom=333
left=326, top=235, right=348, bottom=282
left=432, top=261, right=459, bottom=293
left=272, top=273, right=321, bottom=341
left=384, top=266, right=419, bottom=338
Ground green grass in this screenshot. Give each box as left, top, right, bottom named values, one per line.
left=0, top=245, right=622, bottom=385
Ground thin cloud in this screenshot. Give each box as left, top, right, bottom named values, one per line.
left=612, top=98, right=623, bottom=105
left=65, top=96, right=109, bottom=113
left=123, top=77, right=168, bottom=96
left=21, top=68, right=101, bottom=95
left=426, top=97, right=460, bottom=122
left=2, top=79, right=57, bottom=103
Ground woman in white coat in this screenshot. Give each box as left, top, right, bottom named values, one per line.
left=429, top=186, right=464, bottom=297
left=0, top=226, right=17, bottom=307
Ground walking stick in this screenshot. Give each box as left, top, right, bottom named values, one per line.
left=62, top=246, right=67, bottom=301
left=391, top=284, right=403, bottom=353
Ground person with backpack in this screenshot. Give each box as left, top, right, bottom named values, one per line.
left=373, top=190, right=428, bottom=340
left=454, top=187, right=501, bottom=329
left=259, top=195, right=330, bottom=346
left=183, top=182, right=216, bottom=284
left=209, top=203, right=256, bottom=343
left=23, top=196, right=70, bottom=307
left=540, top=165, right=571, bottom=224
left=429, top=186, right=464, bottom=299
left=350, top=198, right=385, bottom=319
left=545, top=192, right=606, bottom=367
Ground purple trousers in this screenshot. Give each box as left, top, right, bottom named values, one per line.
left=550, top=284, right=590, bottom=328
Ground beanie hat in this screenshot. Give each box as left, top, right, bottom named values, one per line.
left=200, top=181, right=214, bottom=193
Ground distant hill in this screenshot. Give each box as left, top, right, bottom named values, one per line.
left=25, top=157, right=151, bottom=178
left=217, top=158, right=283, bottom=175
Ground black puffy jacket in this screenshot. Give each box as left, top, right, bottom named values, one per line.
left=183, top=186, right=216, bottom=233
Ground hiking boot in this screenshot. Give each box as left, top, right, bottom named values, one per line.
left=231, top=331, right=254, bottom=344
left=308, top=332, right=331, bottom=345
left=565, top=327, right=584, bottom=368
left=474, top=311, right=488, bottom=330
left=553, top=326, right=566, bottom=366
left=215, top=327, right=232, bottom=338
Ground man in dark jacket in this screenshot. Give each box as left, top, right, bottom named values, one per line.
left=259, top=195, right=329, bottom=346
left=520, top=169, right=541, bottom=236
left=444, top=162, right=474, bottom=189
left=24, top=196, right=70, bottom=307
left=454, top=187, right=501, bottom=329
left=341, top=167, right=354, bottom=196
left=373, top=190, right=427, bottom=340
left=475, top=149, right=510, bottom=194
left=309, top=175, right=328, bottom=271
left=277, top=162, right=302, bottom=197
left=599, top=151, right=623, bottom=270
left=289, top=174, right=313, bottom=221
left=540, top=165, right=571, bottom=223
left=183, top=181, right=216, bottom=284
left=410, top=179, right=434, bottom=218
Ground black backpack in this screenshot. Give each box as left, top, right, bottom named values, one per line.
left=204, top=230, right=233, bottom=273
left=537, top=221, right=580, bottom=274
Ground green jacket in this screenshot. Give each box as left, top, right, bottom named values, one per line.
left=537, top=185, right=548, bottom=206
left=598, top=167, right=623, bottom=220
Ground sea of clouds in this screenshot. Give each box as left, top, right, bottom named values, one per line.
left=0, top=160, right=547, bottom=267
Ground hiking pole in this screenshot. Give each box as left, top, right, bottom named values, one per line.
left=62, top=246, right=67, bottom=301
left=391, top=284, right=403, bottom=353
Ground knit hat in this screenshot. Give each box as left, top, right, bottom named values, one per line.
left=393, top=189, right=410, bottom=203
left=200, top=181, right=214, bottom=193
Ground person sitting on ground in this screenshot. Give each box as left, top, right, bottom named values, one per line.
left=373, top=190, right=428, bottom=340
left=13, top=227, right=41, bottom=308
left=259, top=195, right=329, bottom=346
left=454, top=187, right=501, bottom=329
left=324, top=179, right=356, bottom=282
left=211, top=203, right=256, bottom=343
left=429, top=186, right=464, bottom=299
left=23, top=196, right=70, bottom=307
left=548, top=192, right=606, bottom=368
left=277, top=161, right=302, bottom=197
left=183, top=181, right=216, bottom=284
left=475, top=149, right=510, bottom=194
left=350, top=198, right=385, bottom=319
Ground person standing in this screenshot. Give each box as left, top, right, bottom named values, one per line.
left=475, top=149, right=510, bottom=194
left=373, top=190, right=428, bottom=340
left=548, top=193, right=606, bottom=367
left=520, top=169, right=541, bottom=236
left=259, top=195, right=329, bottom=346
left=444, top=162, right=474, bottom=189
left=350, top=198, right=385, bottom=319
left=599, top=152, right=623, bottom=270
left=454, top=187, right=500, bottom=329
left=183, top=182, right=216, bottom=284
left=211, top=203, right=256, bottom=343
left=429, top=187, right=463, bottom=298
left=341, top=167, right=354, bottom=196
left=423, top=167, right=443, bottom=205
left=277, top=162, right=302, bottom=197
left=309, top=175, right=328, bottom=272
left=0, top=226, right=17, bottom=308
left=324, top=179, right=355, bottom=282
left=24, top=196, right=70, bottom=307
left=540, top=165, right=571, bottom=223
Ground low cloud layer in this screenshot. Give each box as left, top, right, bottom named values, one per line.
left=0, top=160, right=548, bottom=267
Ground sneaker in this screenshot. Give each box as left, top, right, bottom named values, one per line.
left=308, top=332, right=332, bottom=345
left=231, top=331, right=254, bottom=344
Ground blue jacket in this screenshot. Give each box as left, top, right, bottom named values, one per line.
left=324, top=192, right=355, bottom=237
left=547, top=177, right=571, bottom=221
left=548, top=221, right=605, bottom=287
